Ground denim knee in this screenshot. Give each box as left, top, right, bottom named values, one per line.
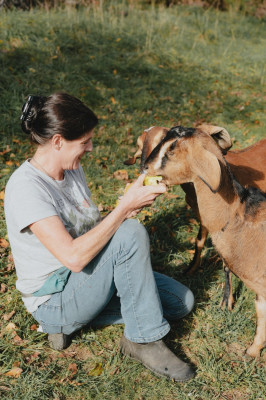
left=116, top=219, right=149, bottom=247
left=167, top=287, right=195, bottom=320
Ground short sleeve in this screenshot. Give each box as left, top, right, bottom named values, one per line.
left=5, top=178, right=58, bottom=233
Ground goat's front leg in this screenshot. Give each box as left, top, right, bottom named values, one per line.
left=220, top=265, right=234, bottom=311
left=246, top=295, right=266, bottom=358
left=183, top=225, right=208, bottom=275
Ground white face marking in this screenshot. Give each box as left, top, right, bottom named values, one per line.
left=153, top=140, right=175, bottom=170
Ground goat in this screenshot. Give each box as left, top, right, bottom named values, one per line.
left=143, top=125, right=266, bottom=358
left=125, top=125, right=266, bottom=310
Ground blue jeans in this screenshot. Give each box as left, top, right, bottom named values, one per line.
left=33, top=219, right=194, bottom=343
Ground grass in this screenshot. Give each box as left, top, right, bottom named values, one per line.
left=0, top=1, right=265, bottom=399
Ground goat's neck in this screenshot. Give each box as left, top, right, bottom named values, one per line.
left=193, top=168, right=239, bottom=233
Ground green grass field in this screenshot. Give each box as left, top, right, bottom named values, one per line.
left=0, top=1, right=265, bottom=399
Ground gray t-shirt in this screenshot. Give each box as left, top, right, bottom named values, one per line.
left=4, top=160, right=101, bottom=313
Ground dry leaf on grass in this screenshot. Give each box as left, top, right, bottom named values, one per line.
left=3, top=310, right=15, bottom=321
left=113, top=170, right=128, bottom=181
left=0, top=238, right=9, bottom=248
left=1, top=283, right=8, bottom=293
left=5, top=322, right=17, bottom=331
left=88, top=362, right=103, bottom=376
left=68, top=362, right=78, bottom=378
left=13, top=334, right=24, bottom=344
left=5, top=367, right=23, bottom=378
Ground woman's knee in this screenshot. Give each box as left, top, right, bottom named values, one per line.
left=154, top=272, right=195, bottom=320
left=164, top=286, right=194, bottom=320
left=115, top=219, right=149, bottom=246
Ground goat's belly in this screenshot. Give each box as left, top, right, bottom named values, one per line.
left=212, top=231, right=266, bottom=297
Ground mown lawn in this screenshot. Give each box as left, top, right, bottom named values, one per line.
left=0, top=1, right=265, bottom=399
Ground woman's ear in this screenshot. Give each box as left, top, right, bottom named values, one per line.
left=192, top=148, right=221, bottom=193
left=52, top=134, right=63, bottom=150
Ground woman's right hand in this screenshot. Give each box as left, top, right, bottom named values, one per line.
left=116, top=174, right=167, bottom=219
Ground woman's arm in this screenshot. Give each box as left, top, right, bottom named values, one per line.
left=29, top=174, right=166, bottom=272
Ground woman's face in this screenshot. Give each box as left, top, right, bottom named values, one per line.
left=60, top=130, right=94, bottom=170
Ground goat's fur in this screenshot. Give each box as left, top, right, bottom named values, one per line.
left=125, top=125, right=266, bottom=310
left=143, top=126, right=266, bottom=358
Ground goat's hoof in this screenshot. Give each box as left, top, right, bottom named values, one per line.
left=182, top=264, right=198, bottom=275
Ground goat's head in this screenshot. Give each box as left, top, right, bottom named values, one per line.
left=124, top=126, right=169, bottom=167
left=124, top=124, right=232, bottom=168
left=143, top=125, right=226, bottom=193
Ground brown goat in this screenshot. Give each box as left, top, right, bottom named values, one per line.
left=125, top=125, right=266, bottom=310
left=143, top=125, right=266, bottom=358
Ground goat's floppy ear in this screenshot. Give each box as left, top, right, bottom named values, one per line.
left=198, top=124, right=232, bottom=154
left=192, top=148, right=221, bottom=193
left=124, top=131, right=147, bottom=165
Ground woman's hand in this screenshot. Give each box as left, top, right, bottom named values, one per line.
left=29, top=175, right=166, bottom=272
left=116, top=174, right=167, bottom=219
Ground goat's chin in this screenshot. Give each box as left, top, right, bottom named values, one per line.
left=161, top=178, right=171, bottom=188
left=163, top=178, right=181, bottom=187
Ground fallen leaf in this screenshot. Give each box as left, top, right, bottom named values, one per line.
left=5, top=367, right=23, bottom=378
left=113, top=170, right=128, bottom=181
left=30, top=324, right=38, bottom=331
left=88, top=362, right=103, bottom=376
left=0, top=145, right=11, bottom=155
left=1, top=283, right=7, bottom=293
left=111, top=96, right=116, bottom=104
left=0, top=191, right=5, bottom=200
left=3, top=310, right=15, bottom=321
left=68, top=363, right=78, bottom=378
left=0, top=238, right=9, bottom=248
left=5, top=160, right=13, bottom=166
left=5, top=322, right=17, bottom=331
left=13, top=335, right=24, bottom=344
left=12, top=361, right=20, bottom=367
left=25, top=351, right=40, bottom=364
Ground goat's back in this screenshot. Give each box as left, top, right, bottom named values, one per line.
left=225, top=139, right=266, bottom=191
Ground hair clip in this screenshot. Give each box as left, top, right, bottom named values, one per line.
left=20, top=95, right=35, bottom=122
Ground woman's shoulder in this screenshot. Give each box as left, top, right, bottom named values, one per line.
left=6, top=161, right=29, bottom=187
left=5, top=160, right=50, bottom=197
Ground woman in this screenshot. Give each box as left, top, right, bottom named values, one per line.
left=4, top=92, right=195, bottom=382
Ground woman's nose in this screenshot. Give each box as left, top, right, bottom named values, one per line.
left=86, top=141, right=93, bottom=152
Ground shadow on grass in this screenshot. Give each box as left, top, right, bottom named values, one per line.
left=1, top=7, right=262, bottom=145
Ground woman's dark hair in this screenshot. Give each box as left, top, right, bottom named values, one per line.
left=20, top=92, right=98, bottom=145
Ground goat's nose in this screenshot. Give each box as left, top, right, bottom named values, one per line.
left=141, top=166, right=148, bottom=175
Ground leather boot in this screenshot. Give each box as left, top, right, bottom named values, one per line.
left=120, top=334, right=195, bottom=382
left=48, top=333, right=70, bottom=350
